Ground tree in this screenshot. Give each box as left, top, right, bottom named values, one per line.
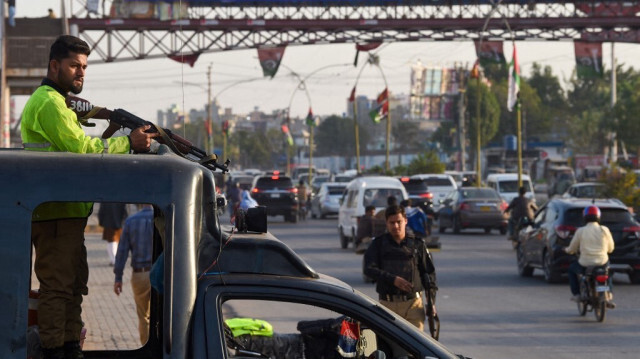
left=392, top=120, right=422, bottom=151
left=612, top=66, right=640, bottom=154
left=566, top=69, right=612, bottom=154
left=315, top=115, right=369, bottom=158
left=407, top=151, right=445, bottom=175
left=466, top=80, right=500, bottom=149
left=430, top=120, right=456, bottom=153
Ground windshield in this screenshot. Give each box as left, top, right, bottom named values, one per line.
left=402, top=180, right=428, bottom=193
left=327, top=186, right=346, bottom=195
left=423, top=178, right=453, bottom=187
left=460, top=189, right=501, bottom=199
left=363, top=188, right=405, bottom=207
left=498, top=180, right=532, bottom=193
left=255, top=177, right=294, bottom=189
left=564, top=208, right=634, bottom=227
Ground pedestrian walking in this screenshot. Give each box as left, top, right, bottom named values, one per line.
left=98, top=202, right=128, bottom=266
left=113, top=205, right=154, bottom=345
left=363, top=205, right=438, bottom=334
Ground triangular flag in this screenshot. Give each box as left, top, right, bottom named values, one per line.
left=348, top=86, right=356, bottom=102
left=507, top=45, right=520, bottom=112
left=257, top=47, right=286, bottom=78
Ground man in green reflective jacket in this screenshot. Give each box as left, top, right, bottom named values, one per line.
left=21, top=35, right=157, bottom=359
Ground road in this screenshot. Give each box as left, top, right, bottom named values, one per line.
left=264, top=215, right=639, bottom=359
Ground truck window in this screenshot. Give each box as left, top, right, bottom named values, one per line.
left=30, top=202, right=159, bottom=353
left=220, top=299, right=416, bottom=359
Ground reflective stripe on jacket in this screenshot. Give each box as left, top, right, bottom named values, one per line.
left=21, top=85, right=131, bottom=221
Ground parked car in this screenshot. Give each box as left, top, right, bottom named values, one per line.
left=516, top=198, right=640, bottom=284
left=437, top=187, right=508, bottom=234
left=311, top=182, right=347, bottom=219
left=338, top=176, right=408, bottom=249
left=251, top=174, right=298, bottom=222
left=398, top=176, right=434, bottom=214
left=411, top=174, right=457, bottom=211
left=561, top=182, right=606, bottom=199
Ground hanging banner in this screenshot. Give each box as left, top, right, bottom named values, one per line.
left=257, top=46, right=286, bottom=78
left=574, top=41, right=603, bottom=78
left=168, top=53, right=200, bottom=67
left=474, top=40, right=506, bottom=66
left=410, top=62, right=425, bottom=97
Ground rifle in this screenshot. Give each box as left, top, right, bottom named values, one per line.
left=419, top=247, right=440, bottom=341
left=66, top=95, right=229, bottom=173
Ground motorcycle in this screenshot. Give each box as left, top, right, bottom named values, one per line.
left=507, top=216, right=531, bottom=249
left=577, top=264, right=614, bottom=322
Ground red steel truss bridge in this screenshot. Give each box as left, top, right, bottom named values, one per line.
left=67, top=0, right=640, bottom=63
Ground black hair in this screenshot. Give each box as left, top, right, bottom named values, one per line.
left=365, top=205, right=376, bottom=213
left=49, top=35, right=91, bottom=63
left=519, top=186, right=526, bottom=196
left=387, top=195, right=398, bottom=206
left=400, top=199, right=411, bottom=208
left=385, top=204, right=406, bottom=220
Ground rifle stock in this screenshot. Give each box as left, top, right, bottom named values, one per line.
left=65, top=95, right=229, bottom=173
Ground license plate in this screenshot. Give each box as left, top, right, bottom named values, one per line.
left=480, top=206, right=491, bottom=211
left=596, top=285, right=610, bottom=292
left=270, top=193, right=280, bottom=198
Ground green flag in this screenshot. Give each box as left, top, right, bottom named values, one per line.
left=305, top=108, right=315, bottom=127
left=574, top=41, right=603, bottom=78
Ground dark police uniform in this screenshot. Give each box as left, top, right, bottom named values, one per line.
left=363, top=233, right=437, bottom=330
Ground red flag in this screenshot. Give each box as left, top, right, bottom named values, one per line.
left=348, top=87, right=356, bottom=102
left=473, top=40, right=506, bottom=65
left=257, top=47, right=286, bottom=78
left=574, top=41, right=603, bottom=78
left=222, top=120, right=229, bottom=136
left=168, top=53, right=200, bottom=67
left=376, top=88, right=388, bottom=105
left=354, top=42, right=382, bottom=66
left=355, top=42, right=382, bottom=52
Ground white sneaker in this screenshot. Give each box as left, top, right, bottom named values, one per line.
left=570, top=295, right=580, bottom=302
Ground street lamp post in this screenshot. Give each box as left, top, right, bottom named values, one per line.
left=283, top=63, right=351, bottom=177
left=350, top=53, right=390, bottom=173
left=475, top=0, right=517, bottom=187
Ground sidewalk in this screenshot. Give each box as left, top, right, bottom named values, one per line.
left=31, top=230, right=142, bottom=351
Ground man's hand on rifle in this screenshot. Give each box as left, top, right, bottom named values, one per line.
left=130, top=125, right=159, bottom=153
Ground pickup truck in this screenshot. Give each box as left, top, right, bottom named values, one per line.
left=0, top=147, right=465, bottom=359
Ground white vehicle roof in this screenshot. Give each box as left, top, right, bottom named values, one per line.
left=486, top=173, right=532, bottom=182
left=347, top=176, right=406, bottom=189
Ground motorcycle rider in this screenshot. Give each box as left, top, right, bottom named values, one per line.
left=504, top=186, right=537, bottom=240
left=563, top=205, right=615, bottom=308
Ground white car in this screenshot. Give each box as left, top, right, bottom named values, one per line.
left=411, top=174, right=458, bottom=211
left=311, top=182, right=347, bottom=219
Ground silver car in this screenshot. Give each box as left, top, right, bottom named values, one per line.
left=311, top=182, right=347, bottom=219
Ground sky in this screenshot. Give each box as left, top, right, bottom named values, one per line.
left=15, top=1, right=640, bottom=122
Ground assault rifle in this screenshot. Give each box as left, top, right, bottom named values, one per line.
left=66, top=96, right=229, bottom=173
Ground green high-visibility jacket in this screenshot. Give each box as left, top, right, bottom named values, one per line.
left=224, top=318, right=273, bottom=337
left=21, top=84, right=131, bottom=222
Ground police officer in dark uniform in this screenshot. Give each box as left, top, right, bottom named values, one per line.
left=363, top=204, right=437, bottom=330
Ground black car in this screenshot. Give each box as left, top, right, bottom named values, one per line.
left=251, top=174, right=298, bottom=222
left=516, top=198, right=640, bottom=284
left=398, top=176, right=434, bottom=214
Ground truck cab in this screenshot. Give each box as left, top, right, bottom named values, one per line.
left=0, top=148, right=462, bottom=359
